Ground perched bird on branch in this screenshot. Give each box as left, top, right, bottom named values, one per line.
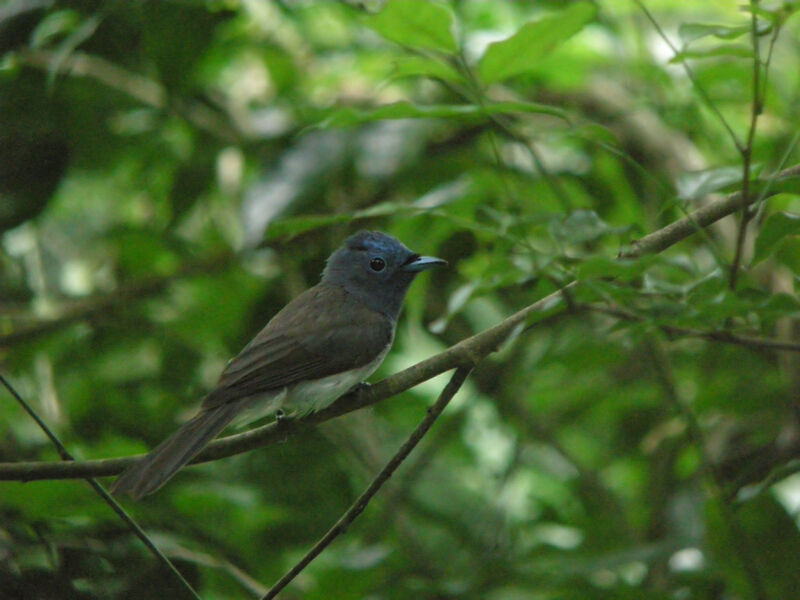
left=111, top=231, right=445, bottom=499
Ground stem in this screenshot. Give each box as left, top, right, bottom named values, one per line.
left=729, top=0, right=764, bottom=290
left=261, top=366, right=472, bottom=600
left=0, top=374, right=202, bottom=600
left=621, top=163, right=800, bottom=259
left=4, top=162, right=800, bottom=483
left=633, top=0, right=743, bottom=152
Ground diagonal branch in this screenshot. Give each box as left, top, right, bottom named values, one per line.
left=584, top=303, right=800, bottom=353
left=0, top=374, right=201, bottom=600
left=0, top=289, right=553, bottom=481
left=620, top=163, right=800, bottom=259
left=261, top=366, right=473, bottom=600
left=3, top=162, right=799, bottom=483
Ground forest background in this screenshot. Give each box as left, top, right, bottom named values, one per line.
left=2, top=0, right=800, bottom=598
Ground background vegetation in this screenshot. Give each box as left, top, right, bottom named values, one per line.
left=2, top=0, right=800, bottom=598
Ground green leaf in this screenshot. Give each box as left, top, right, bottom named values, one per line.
left=740, top=2, right=796, bottom=24
left=364, top=0, right=457, bottom=53
left=669, top=44, right=754, bottom=63
left=676, top=166, right=742, bottom=201
left=774, top=237, right=800, bottom=271
left=390, top=55, right=465, bottom=83
left=678, top=23, right=751, bottom=43
left=577, top=255, right=660, bottom=281
left=30, top=9, right=80, bottom=48
left=477, top=2, right=596, bottom=84
left=317, top=101, right=567, bottom=128
left=264, top=179, right=468, bottom=240
left=757, top=291, right=800, bottom=318
left=753, top=212, right=800, bottom=264
left=550, top=210, right=626, bottom=246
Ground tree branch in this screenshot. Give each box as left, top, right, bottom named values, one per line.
left=4, top=162, right=799, bottom=483
left=729, top=0, right=764, bottom=291
left=261, top=366, right=473, bottom=600
left=584, top=303, right=800, bottom=353
left=0, top=290, right=547, bottom=481
left=0, top=374, right=201, bottom=600
left=620, top=163, right=800, bottom=259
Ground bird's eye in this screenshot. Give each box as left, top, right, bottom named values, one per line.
left=370, top=257, right=386, bottom=272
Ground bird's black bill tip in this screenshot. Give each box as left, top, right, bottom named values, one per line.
left=401, top=255, right=447, bottom=272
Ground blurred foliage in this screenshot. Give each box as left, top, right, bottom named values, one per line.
left=2, top=0, right=800, bottom=598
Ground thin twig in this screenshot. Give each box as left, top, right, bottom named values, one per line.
left=584, top=303, right=800, bottom=353
left=454, top=51, right=573, bottom=211
left=730, top=0, right=765, bottom=290
left=362, top=410, right=467, bottom=542
left=4, top=160, right=800, bottom=482
left=261, top=366, right=473, bottom=600
left=620, top=163, right=800, bottom=259
left=0, top=283, right=567, bottom=482
left=0, top=374, right=202, bottom=600
left=633, top=0, right=743, bottom=152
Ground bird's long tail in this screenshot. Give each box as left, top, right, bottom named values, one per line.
left=111, top=401, right=244, bottom=500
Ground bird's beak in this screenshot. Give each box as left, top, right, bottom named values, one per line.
left=402, top=255, right=447, bottom=272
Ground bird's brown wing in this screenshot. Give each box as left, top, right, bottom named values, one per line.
left=112, top=284, right=394, bottom=499
left=201, top=283, right=394, bottom=409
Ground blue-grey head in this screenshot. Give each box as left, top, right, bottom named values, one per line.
left=322, top=231, right=446, bottom=320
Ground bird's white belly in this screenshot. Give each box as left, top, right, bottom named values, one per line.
left=234, top=347, right=389, bottom=425
left=286, top=359, right=378, bottom=415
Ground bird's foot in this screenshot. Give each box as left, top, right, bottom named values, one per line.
left=275, top=409, right=293, bottom=427
left=350, top=381, right=371, bottom=395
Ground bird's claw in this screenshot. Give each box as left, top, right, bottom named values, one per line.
left=351, top=381, right=371, bottom=394
left=275, top=409, right=292, bottom=426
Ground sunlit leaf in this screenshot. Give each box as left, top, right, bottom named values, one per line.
left=390, top=55, right=465, bottom=83
left=364, top=0, right=458, bottom=53
left=677, top=166, right=742, bottom=201
left=477, top=2, right=596, bottom=84
left=317, top=101, right=567, bottom=128
left=669, top=44, right=754, bottom=62
left=678, top=23, right=750, bottom=43
left=30, top=9, right=80, bottom=48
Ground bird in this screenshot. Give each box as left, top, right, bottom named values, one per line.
left=111, top=231, right=446, bottom=499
